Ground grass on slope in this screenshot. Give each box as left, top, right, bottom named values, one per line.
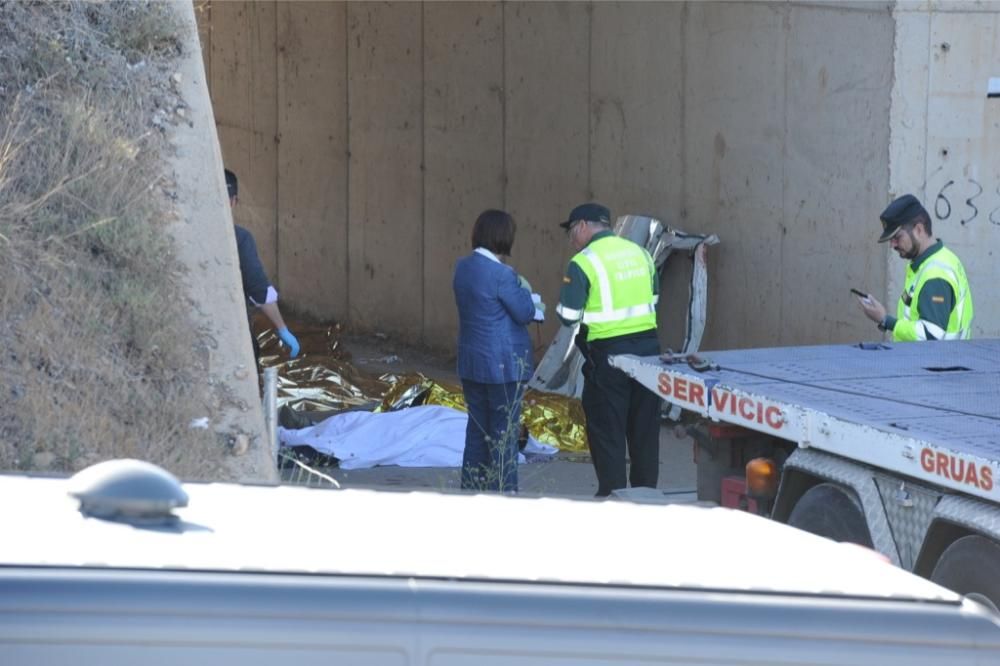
left=0, top=1, right=223, bottom=478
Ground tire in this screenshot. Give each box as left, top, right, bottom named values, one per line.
left=930, top=535, right=1000, bottom=612
left=787, top=482, right=873, bottom=548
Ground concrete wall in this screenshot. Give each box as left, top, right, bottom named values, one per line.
left=891, top=1, right=1000, bottom=338
left=683, top=2, right=894, bottom=348
left=173, top=2, right=276, bottom=482
left=196, top=1, right=898, bottom=353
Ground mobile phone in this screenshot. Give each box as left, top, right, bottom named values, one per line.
left=850, top=288, right=869, bottom=298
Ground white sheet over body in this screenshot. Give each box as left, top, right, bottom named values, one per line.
left=279, top=405, right=556, bottom=470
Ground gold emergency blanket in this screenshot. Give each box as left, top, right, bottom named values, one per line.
left=258, top=323, right=588, bottom=453
left=377, top=375, right=588, bottom=453
left=520, top=389, right=588, bottom=454
left=258, top=324, right=391, bottom=411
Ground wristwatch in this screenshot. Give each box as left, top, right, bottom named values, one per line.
left=877, top=316, right=888, bottom=332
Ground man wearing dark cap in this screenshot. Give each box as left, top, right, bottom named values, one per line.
left=556, top=203, right=661, bottom=496
left=225, top=169, right=300, bottom=364
left=857, top=193, right=974, bottom=341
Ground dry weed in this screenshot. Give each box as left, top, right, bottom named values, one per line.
left=0, top=1, right=223, bottom=479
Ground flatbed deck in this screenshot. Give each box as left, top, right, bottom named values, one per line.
left=612, top=339, right=1000, bottom=503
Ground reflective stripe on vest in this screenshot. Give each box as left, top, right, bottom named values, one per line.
left=571, top=238, right=657, bottom=340
left=899, top=247, right=973, bottom=341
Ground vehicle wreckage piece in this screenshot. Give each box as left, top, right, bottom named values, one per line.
left=528, top=214, right=718, bottom=418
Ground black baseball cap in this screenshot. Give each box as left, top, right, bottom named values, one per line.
left=878, top=194, right=926, bottom=243
left=560, top=202, right=611, bottom=229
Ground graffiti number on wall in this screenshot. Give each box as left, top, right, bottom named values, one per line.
left=935, top=180, right=954, bottom=220
left=961, top=179, right=982, bottom=226
left=933, top=178, right=993, bottom=226
left=992, top=187, right=1000, bottom=227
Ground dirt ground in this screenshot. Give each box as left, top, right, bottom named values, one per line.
left=339, top=330, right=460, bottom=386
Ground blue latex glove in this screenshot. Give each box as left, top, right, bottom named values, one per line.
left=531, top=293, right=546, bottom=322
left=277, top=327, right=300, bottom=358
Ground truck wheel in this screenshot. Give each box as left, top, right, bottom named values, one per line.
left=787, top=483, right=873, bottom=548
left=930, top=535, right=1000, bottom=612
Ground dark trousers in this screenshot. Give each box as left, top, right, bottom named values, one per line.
left=461, top=379, right=524, bottom=493
left=580, top=331, right=661, bottom=497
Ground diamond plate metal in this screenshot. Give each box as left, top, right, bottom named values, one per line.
left=873, top=475, right=940, bottom=571
left=781, top=448, right=901, bottom=566
left=782, top=451, right=1000, bottom=575
left=933, top=494, right=1000, bottom=544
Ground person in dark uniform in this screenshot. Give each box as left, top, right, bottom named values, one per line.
left=856, top=194, right=974, bottom=341
left=555, top=203, right=661, bottom=497
left=225, top=169, right=300, bottom=363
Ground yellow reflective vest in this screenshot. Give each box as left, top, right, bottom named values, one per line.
left=570, top=235, right=657, bottom=342
left=894, top=244, right=973, bottom=342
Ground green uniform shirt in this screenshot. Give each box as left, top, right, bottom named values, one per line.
left=884, top=240, right=973, bottom=341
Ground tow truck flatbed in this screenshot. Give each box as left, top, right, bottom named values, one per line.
left=612, top=339, right=1000, bottom=503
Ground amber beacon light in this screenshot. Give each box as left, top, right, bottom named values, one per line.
left=745, top=457, right=779, bottom=498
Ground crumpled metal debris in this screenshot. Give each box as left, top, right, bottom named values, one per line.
left=258, top=323, right=588, bottom=452
left=528, top=214, right=719, bottom=409
left=359, top=354, right=400, bottom=365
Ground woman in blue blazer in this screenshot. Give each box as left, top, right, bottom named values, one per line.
left=453, top=210, right=537, bottom=493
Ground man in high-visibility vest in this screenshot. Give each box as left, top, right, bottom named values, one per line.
left=857, top=194, right=974, bottom=341
left=555, top=203, right=661, bottom=497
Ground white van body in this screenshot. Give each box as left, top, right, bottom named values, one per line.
left=1, top=462, right=999, bottom=665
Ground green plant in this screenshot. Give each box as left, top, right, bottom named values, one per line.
left=460, top=359, right=531, bottom=495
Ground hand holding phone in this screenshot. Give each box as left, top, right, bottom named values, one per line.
left=851, top=288, right=873, bottom=304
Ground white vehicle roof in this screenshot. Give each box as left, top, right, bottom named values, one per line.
left=0, top=464, right=958, bottom=603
